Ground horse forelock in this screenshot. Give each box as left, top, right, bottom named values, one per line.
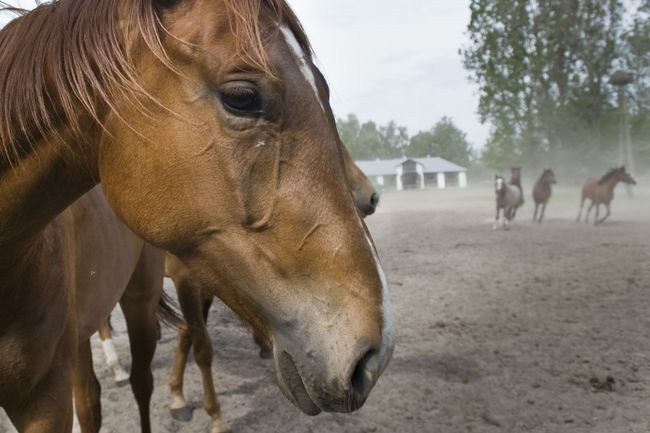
left=222, top=0, right=312, bottom=77
left=0, top=0, right=311, bottom=164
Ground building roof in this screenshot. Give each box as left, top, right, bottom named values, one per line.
left=355, top=157, right=467, bottom=176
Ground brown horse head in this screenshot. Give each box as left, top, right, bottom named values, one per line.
left=96, top=0, right=393, bottom=414
left=618, top=166, right=637, bottom=185
left=598, top=166, right=637, bottom=186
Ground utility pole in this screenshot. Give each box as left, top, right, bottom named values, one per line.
left=608, top=70, right=634, bottom=197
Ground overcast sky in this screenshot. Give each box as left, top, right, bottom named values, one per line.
left=1, top=1, right=489, bottom=148
left=289, top=0, right=489, bottom=148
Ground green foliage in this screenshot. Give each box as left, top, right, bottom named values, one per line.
left=461, top=0, right=650, bottom=172
left=405, top=117, right=474, bottom=166
left=336, top=114, right=406, bottom=160
left=336, top=114, right=475, bottom=168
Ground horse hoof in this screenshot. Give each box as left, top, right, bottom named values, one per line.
left=211, top=422, right=232, bottom=433
left=171, top=406, right=194, bottom=422
left=114, top=376, right=130, bottom=387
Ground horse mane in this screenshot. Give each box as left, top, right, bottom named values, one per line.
left=0, top=0, right=310, bottom=164
left=598, top=168, right=619, bottom=184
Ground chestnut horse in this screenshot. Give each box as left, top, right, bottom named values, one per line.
left=166, top=142, right=378, bottom=433
left=0, top=1, right=394, bottom=432
left=532, top=169, right=556, bottom=224
left=577, top=166, right=636, bottom=225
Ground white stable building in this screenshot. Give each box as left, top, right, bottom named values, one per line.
left=356, top=157, right=468, bottom=190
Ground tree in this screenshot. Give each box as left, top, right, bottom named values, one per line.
left=624, top=0, right=650, bottom=167
left=462, top=0, right=626, bottom=169
left=336, top=114, right=407, bottom=160
left=405, top=117, right=474, bottom=167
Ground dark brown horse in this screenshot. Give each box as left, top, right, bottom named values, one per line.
left=532, top=169, right=556, bottom=223
left=0, top=1, right=394, bottom=432
left=577, top=166, right=636, bottom=225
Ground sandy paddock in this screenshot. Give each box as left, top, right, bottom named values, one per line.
left=2, top=183, right=650, bottom=433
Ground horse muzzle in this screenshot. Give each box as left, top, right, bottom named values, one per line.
left=272, top=325, right=393, bottom=414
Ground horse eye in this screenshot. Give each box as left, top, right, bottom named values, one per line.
left=220, top=83, right=264, bottom=117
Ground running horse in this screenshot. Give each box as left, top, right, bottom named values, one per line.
left=577, top=166, right=636, bottom=225
left=0, top=2, right=394, bottom=433
left=532, top=169, right=556, bottom=224
left=494, top=175, right=522, bottom=230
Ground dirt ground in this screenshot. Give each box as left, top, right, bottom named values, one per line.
left=2, top=180, right=650, bottom=433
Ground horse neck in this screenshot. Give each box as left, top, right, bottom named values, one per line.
left=537, top=175, right=551, bottom=190
left=600, top=176, right=621, bottom=193
left=0, top=120, right=100, bottom=266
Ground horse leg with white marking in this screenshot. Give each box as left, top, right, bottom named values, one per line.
left=98, top=319, right=130, bottom=386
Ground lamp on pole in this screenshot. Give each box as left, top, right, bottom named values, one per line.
left=608, top=70, right=634, bottom=196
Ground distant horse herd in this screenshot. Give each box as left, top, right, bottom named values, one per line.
left=494, top=166, right=637, bottom=229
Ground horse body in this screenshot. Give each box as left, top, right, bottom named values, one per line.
left=509, top=167, right=525, bottom=209
left=1, top=1, right=393, bottom=430
left=532, top=169, right=556, bottom=223
left=577, top=166, right=636, bottom=225
left=494, top=175, right=521, bottom=230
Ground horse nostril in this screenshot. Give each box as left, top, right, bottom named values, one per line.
left=370, top=193, right=379, bottom=207
left=349, top=349, right=380, bottom=410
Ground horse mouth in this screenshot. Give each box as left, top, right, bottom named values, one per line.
left=275, top=350, right=322, bottom=415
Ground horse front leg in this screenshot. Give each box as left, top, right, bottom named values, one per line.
left=119, top=245, right=164, bottom=433
left=493, top=205, right=501, bottom=230
left=533, top=203, right=539, bottom=222
left=539, top=203, right=547, bottom=224
left=73, top=339, right=102, bottom=433
left=503, top=207, right=511, bottom=230
left=6, top=327, right=76, bottom=433
left=98, top=318, right=129, bottom=386
left=192, top=298, right=229, bottom=433
left=594, top=204, right=600, bottom=226
left=174, top=275, right=228, bottom=433
left=169, top=321, right=194, bottom=422
left=577, top=197, right=586, bottom=222
left=584, top=201, right=595, bottom=223
left=597, top=204, right=611, bottom=225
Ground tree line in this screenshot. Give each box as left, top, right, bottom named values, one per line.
left=462, top=0, right=650, bottom=173
left=336, top=114, right=475, bottom=168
